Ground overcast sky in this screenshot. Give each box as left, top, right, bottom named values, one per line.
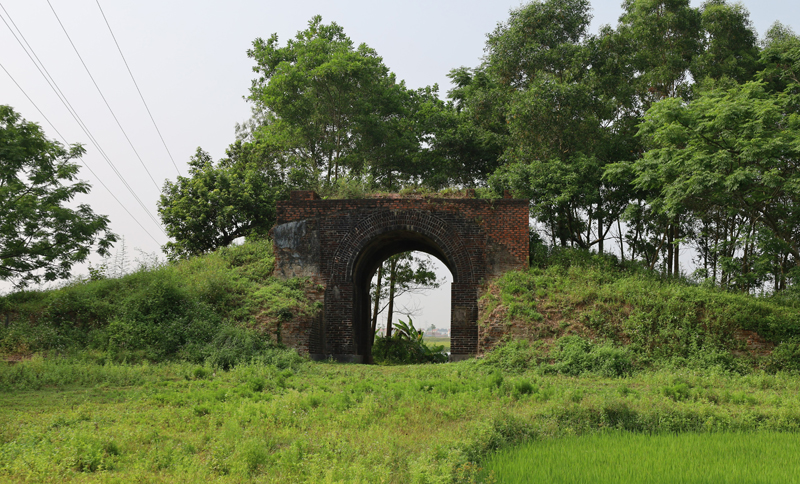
left=2, top=0, right=797, bottom=317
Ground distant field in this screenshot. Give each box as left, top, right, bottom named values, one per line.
left=480, top=431, right=800, bottom=483
left=423, top=336, right=450, bottom=351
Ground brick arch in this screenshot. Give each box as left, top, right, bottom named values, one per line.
left=271, top=191, right=529, bottom=363
left=330, top=209, right=475, bottom=285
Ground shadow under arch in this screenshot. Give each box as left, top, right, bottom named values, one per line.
left=325, top=210, right=478, bottom=363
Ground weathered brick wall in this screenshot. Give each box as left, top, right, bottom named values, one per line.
left=271, top=191, right=529, bottom=361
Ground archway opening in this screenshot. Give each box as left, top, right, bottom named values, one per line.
left=369, top=251, right=452, bottom=361
left=351, top=230, right=455, bottom=363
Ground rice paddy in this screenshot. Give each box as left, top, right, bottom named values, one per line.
left=480, top=431, right=800, bottom=483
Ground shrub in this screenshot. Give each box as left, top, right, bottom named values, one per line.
left=0, top=240, right=309, bottom=367
left=545, top=336, right=632, bottom=378
left=204, top=325, right=278, bottom=370
left=765, top=338, right=800, bottom=373
left=480, top=339, right=538, bottom=372
left=372, top=318, right=447, bottom=364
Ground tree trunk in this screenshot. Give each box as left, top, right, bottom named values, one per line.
left=712, top=219, right=719, bottom=285
left=722, top=217, right=729, bottom=288
left=371, top=264, right=383, bottom=339
left=667, top=226, right=674, bottom=276
left=598, top=215, right=604, bottom=254
left=386, top=258, right=397, bottom=338
left=672, top=223, right=679, bottom=278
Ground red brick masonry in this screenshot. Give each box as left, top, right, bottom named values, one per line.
left=271, top=191, right=529, bottom=362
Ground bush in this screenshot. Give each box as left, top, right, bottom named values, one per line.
left=372, top=319, right=447, bottom=364
left=372, top=337, right=448, bottom=365
left=480, top=339, right=538, bottom=372
left=765, top=338, right=800, bottom=373
left=545, top=336, right=632, bottom=378
left=205, top=325, right=277, bottom=370
left=102, top=269, right=220, bottom=360
left=0, top=240, right=310, bottom=368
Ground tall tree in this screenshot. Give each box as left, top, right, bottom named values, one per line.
left=483, top=0, right=632, bottom=250
left=617, top=0, right=702, bottom=102
left=632, top=80, right=800, bottom=284
left=0, top=105, right=116, bottom=287
left=246, top=16, right=423, bottom=190
left=759, top=22, right=800, bottom=112
left=691, top=0, right=759, bottom=84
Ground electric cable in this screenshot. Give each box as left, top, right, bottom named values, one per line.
left=0, top=6, right=167, bottom=235
left=0, top=8, right=165, bottom=234
left=45, top=0, right=161, bottom=191
left=95, top=0, right=182, bottom=177
left=0, top=61, right=163, bottom=246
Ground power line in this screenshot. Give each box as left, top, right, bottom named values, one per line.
left=95, top=0, right=182, bottom=177
left=0, top=6, right=164, bottom=235
left=0, top=5, right=167, bottom=236
left=0, top=61, right=163, bottom=246
left=45, top=0, right=162, bottom=192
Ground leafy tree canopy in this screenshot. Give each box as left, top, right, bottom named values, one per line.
left=0, top=105, right=116, bottom=287
left=634, top=80, right=800, bottom=265
left=158, top=144, right=287, bottom=260
left=246, top=15, right=428, bottom=190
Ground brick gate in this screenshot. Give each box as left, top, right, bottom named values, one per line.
left=271, top=191, right=529, bottom=362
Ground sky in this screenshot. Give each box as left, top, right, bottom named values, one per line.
left=1, top=0, right=797, bottom=321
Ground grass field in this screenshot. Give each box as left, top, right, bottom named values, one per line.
left=422, top=336, right=450, bottom=352
left=3, top=242, right=800, bottom=482
left=480, top=431, right=800, bottom=483
left=2, top=356, right=800, bottom=483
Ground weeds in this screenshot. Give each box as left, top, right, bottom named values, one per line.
left=482, top=248, right=800, bottom=373
left=0, top=240, right=316, bottom=369
left=1, top=357, right=800, bottom=482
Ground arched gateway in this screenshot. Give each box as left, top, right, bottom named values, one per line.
left=271, top=191, right=529, bottom=362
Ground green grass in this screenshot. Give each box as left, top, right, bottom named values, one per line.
left=3, top=244, right=800, bottom=481
left=480, top=431, right=800, bottom=484
left=481, top=249, right=800, bottom=373
left=0, top=240, right=319, bottom=367
left=2, top=356, right=800, bottom=483
left=423, top=336, right=451, bottom=352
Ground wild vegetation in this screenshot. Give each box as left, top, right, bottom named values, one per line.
left=480, top=247, right=800, bottom=375
left=3, top=0, right=800, bottom=481
left=0, top=240, right=799, bottom=482
left=0, top=240, right=316, bottom=368
left=2, top=348, right=800, bottom=482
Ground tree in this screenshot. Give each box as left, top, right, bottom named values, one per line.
left=600, top=0, right=761, bottom=276
left=759, top=22, right=800, bottom=112
left=158, top=144, right=287, bottom=259
left=479, top=0, right=632, bottom=251
left=617, top=0, right=702, bottom=102
left=369, top=252, right=442, bottom=340
left=691, top=0, right=759, bottom=84
left=246, top=16, right=425, bottom=190
left=632, top=80, right=800, bottom=286
left=0, top=105, right=116, bottom=287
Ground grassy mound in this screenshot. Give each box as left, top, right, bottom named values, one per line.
left=0, top=240, right=316, bottom=367
left=480, top=249, right=800, bottom=374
